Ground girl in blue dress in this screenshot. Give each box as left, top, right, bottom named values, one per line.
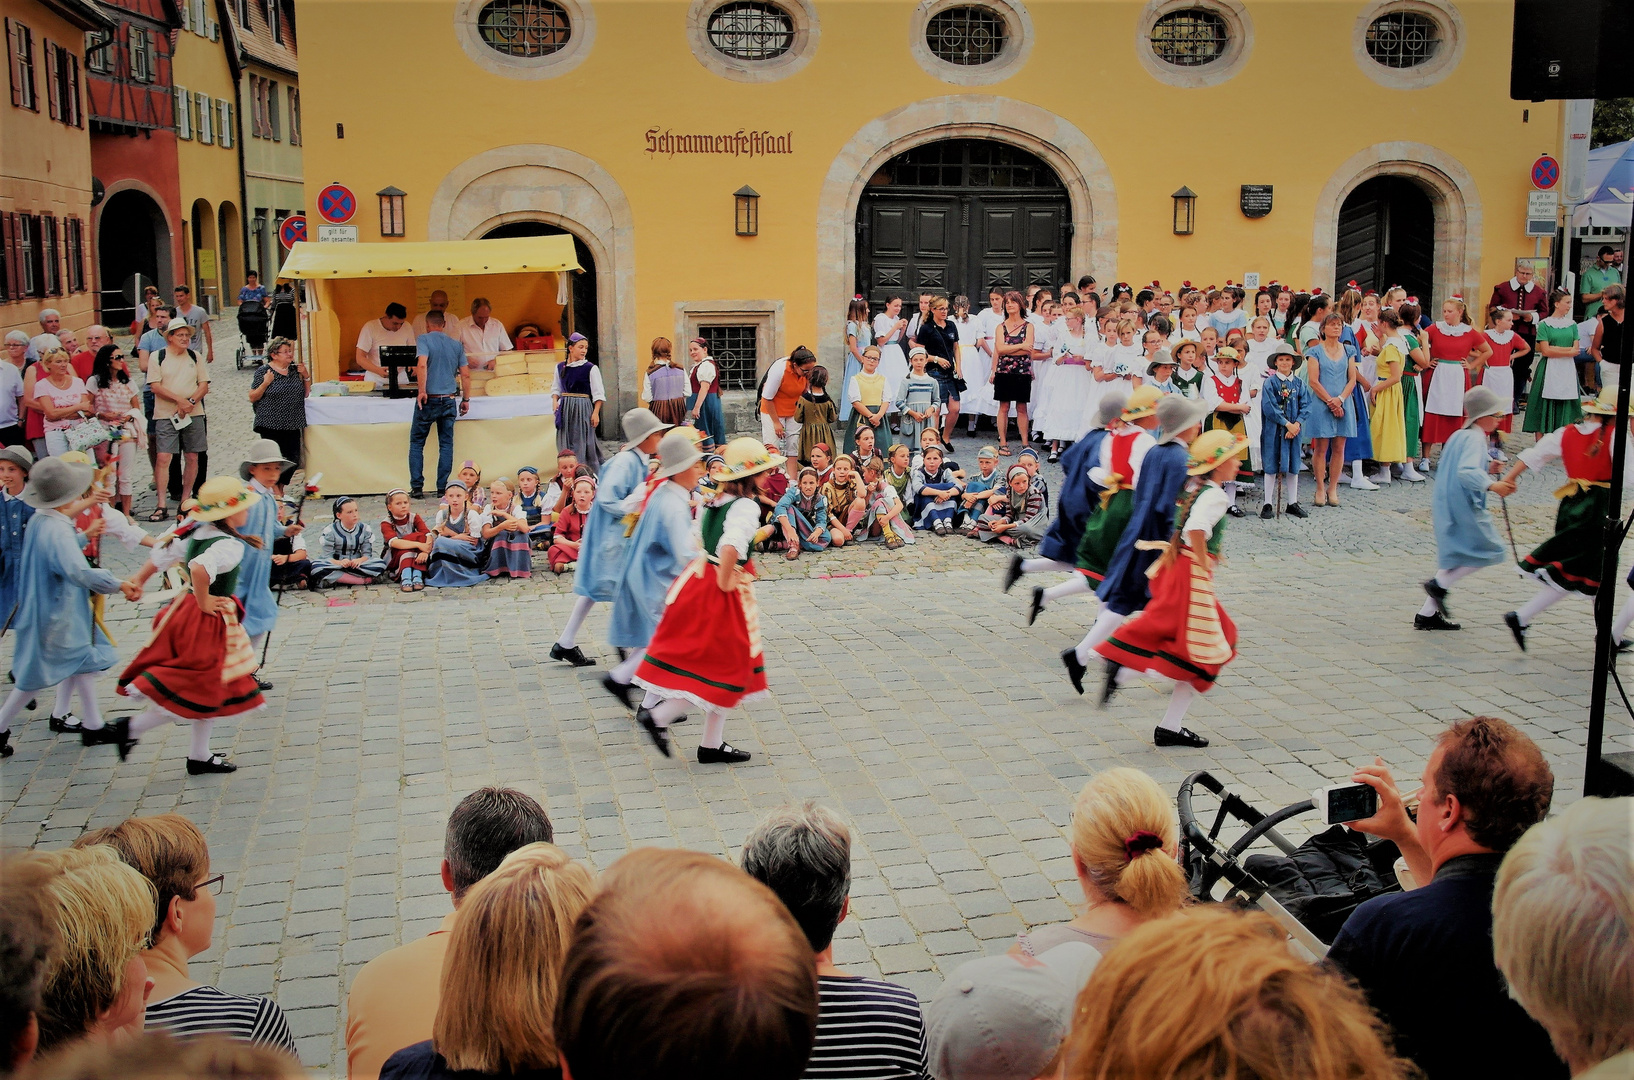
left=1302, top=314, right=1360, bottom=507
left=1257, top=343, right=1311, bottom=518
left=425, top=481, right=488, bottom=588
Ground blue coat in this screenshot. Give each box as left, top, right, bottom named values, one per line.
left=1097, top=441, right=1189, bottom=615
left=0, top=492, right=35, bottom=630
left=234, top=482, right=279, bottom=638
left=9, top=509, right=124, bottom=690
left=1258, top=373, right=1310, bottom=476
left=574, top=448, right=649, bottom=603
left=608, top=482, right=698, bottom=648
left=1039, top=428, right=1108, bottom=563
left=1432, top=428, right=1506, bottom=569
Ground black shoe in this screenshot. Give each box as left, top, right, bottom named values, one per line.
left=0, top=730, right=11, bottom=758
left=1002, top=553, right=1024, bottom=593
left=1504, top=611, right=1528, bottom=652
left=549, top=643, right=594, bottom=667
left=1099, top=660, right=1122, bottom=708
left=1047, top=451, right=1060, bottom=463
left=698, top=742, right=752, bottom=764
left=82, top=718, right=135, bottom=761
left=409, top=489, right=425, bottom=499
left=1226, top=504, right=1246, bottom=518
left=1619, top=640, right=1633, bottom=654
left=186, top=753, right=237, bottom=774
left=1422, top=578, right=1450, bottom=618
left=255, top=677, right=274, bottom=691
left=1285, top=503, right=1309, bottom=519
left=616, top=648, right=628, bottom=662
left=638, top=710, right=672, bottom=757
left=1061, top=647, right=1087, bottom=695
left=48, top=713, right=82, bottom=734
left=1259, top=505, right=1275, bottom=519
left=25, top=698, right=35, bottom=711
left=1414, top=612, right=1462, bottom=631
left=1154, top=725, right=1210, bottom=748
left=1025, top=588, right=1046, bottom=628
left=601, top=674, right=635, bottom=711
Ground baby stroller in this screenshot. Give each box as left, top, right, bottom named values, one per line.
left=1177, top=771, right=1403, bottom=961
left=236, top=299, right=270, bottom=370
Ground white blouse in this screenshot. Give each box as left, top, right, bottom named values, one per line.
left=149, top=523, right=245, bottom=580
left=1183, top=483, right=1230, bottom=536
left=715, top=496, right=761, bottom=558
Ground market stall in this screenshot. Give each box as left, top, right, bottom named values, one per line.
left=279, top=237, right=581, bottom=495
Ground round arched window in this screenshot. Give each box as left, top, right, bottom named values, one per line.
left=476, top=0, right=571, bottom=57
left=1150, top=8, right=1228, bottom=66
left=925, top=5, right=1008, bottom=66
left=706, top=2, right=794, bottom=60
left=1364, top=11, right=1440, bottom=68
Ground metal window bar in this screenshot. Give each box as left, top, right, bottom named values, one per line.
left=700, top=325, right=758, bottom=391
left=1364, top=13, right=1440, bottom=68
left=1150, top=9, right=1228, bottom=67
left=707, top=2, right=793, bottom=60
left=477, top=0, right=571, bottom=57
left=925, top=6, right=1006, bottom=66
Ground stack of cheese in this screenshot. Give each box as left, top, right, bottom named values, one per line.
left=483, top=350, right=558, bottom=397
left=466, top=370, right=496, bottom=397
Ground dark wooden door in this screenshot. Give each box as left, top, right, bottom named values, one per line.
left=1336, top=176, right=1435, bottom=303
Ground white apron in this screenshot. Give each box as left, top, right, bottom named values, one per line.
left=1541, top=356, right=1579, bottom=401
left=1425, top=361, right=1467, bottom=417
left=1481, top=367, right=1515, bottom=415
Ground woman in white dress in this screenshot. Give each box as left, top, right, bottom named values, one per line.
left=951, top=295, right=994, bottom=435
left=872, top=296, right=911, bottom=425
left=1029, top=299, right=1060, bottom=448
left=1242, top=316, right=1280, bottom=471
left=1040, top=304, right=1101, bottom=459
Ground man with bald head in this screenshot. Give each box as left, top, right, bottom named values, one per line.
left=411, top=291, right=458, bottom=337
left=555, top=848, right=819, bottom=1080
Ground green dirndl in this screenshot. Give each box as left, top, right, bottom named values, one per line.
left=1520, top=483, right=1609, bottom=595
left=1523, top=378, right=1584, bottom=435
left=1075, top=488, right=1135, bottom=581
left=1401, top=366, right=1423, bottom=458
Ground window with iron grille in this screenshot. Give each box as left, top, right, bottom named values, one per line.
left=700, top=325, right=758, bottom=391
left=706, top=2, right=793, bottom=61
left=1365, top=12, right=1440, bottom=68
left=1150, top=9, right=1229, bottom=66
left=874, top=139, right=1062, bottom=190
left=477, top=0, right=571, bottom=57
left=925, top=6, right=1006, bottom=66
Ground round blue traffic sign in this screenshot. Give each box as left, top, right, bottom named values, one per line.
left=279, top=214, right=307, bottom=248
left=317, top=183, right=356, bottom=224
left=1531, top=155, right=1560, bottom=191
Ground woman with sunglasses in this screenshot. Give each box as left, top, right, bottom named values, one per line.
left=73, top=813, right=297, bottom=1054
left=87, top=344, right=142, bottom=518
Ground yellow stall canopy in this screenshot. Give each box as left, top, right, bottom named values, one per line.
left=279, top=235, right=581, bottom=279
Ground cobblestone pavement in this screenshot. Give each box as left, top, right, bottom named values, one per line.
left=1, top=313, right=1624, bottom=1073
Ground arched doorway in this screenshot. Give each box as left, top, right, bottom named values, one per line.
left=1336, top=176, right=1434, bottom=303
left=479, top=221, right=598, bottom=368
left=190, top=198, right=218, bottom=312
left=96, top=188, right=171, bottom=326
left=218, top=202, right=244, bottom=301
left=856, top=138, right=1071, bottom=307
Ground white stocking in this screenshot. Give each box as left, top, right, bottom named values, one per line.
left=1515, top=584, right=1570, bottom=627
left=609, top=648, right=645, bottom=684
left=641, top=690, right=661, bottom=708
left=700, top=708, right=727, bottom=750
left=128, top=705, right=179, bottom=738
left=1042, top=576, right=1094, bottom=604
left=0, top=687, right=30, bottom=733
left=1074, top=609, right=1127, bottom=665
left=1223, top=480, right=1238, bottom=502
left=556, top=596, right=595, bottom=648
left=1283, top=473, right=1299, bottom=503
left=67, top=673, right=103, bottom=730
left=53, top=683, right=73, bottom=716
left=189, top=719, right=215, bottom=761
left=1614, top=594, right=1634, bottom=643
left=649, top=698, right=689, bottom=729
left=1159, top=683, right=1198, bottom=733
left=249, top=632, right=267, bottom=660
left=1420, top=566, right=1481, bottom=617
left=1021, top=558, right=1074, bottom=574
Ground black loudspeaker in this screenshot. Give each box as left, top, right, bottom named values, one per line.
left=1511, top=0, right=1634, bottom=100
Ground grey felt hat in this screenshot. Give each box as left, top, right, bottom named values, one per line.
left=239, top=437, right=296, bottom=480
left=652, top=428, right=704, bottom=480
left=621, top=407, right=673, bottom=448
left=1154, top=393, right=1211, bottom=445
left=1461, top=385, right=1507, bottom=429
left=21, top=457, right=92, bottom=508
left=1095, top=388, right=1130, bottom=429
left=0, top=445, right=33, bottom=474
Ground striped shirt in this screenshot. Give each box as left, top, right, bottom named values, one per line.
left=805, top=975, right=929, bottom=1080
left=144, top=984, right=298, bottom=1055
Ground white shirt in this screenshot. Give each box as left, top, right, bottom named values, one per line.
left=1519, top=421, right=1634, bottom=488
left=1203, top=372, right=1244, bottom=411
left=1088, top=428, right=1155, bottom=489
left=714, top=495, right=762, bottom=558
left=0, top=361, right=22, bottom=427
left=98, top=508, right=150, bottom=552
left=873, top=312, right=907, bottom=347
left=761, top=357, right=798, bottom=402
left=1183, top=482, right=1230, bottom=537
left=691, top=358, right=718, bottom=391
left=150, top=523, right=245, bottom=578
left=458, top=317, right=512, bottom=368
left=356, top=319, right=420, bottom=385
left=412, top=311, right=461, bottom=337
left=551, top=359, right=606, bottom=402
left=1169, top=326, right=1203, bottom=344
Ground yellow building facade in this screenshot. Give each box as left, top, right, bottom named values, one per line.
left=298, top=0, right=1560, bottom=409
left=171, top=0, right=243, bottom=312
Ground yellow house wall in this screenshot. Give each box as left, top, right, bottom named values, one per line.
left=298, top=0, right=1558, bottom=406
left=172, top=23, right=243, bottom=310
left=0, top=0, right=96, bottom=338
left=240, top=62, right=303, bottom=282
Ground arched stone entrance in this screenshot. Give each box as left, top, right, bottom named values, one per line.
left=96, top=185, right=173, bottom=326
left=190, top=198, right=217, bottom=311
left=481, top=220, right=599, bottom=369
left=218, top=202, right=244, bottom=300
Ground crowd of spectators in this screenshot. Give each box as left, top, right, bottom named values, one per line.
left=1, top=714, right=1627, bottom=1080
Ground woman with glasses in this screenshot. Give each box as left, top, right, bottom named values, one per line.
left=72, top=813, right=298, bottom=1055
left=87, top=344, right=142, bottom=518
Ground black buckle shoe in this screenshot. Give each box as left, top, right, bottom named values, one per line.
left=186, top=753, right=238, bottom=774
left=82, top=718, right=136, bottom=761
left=49, top=712, right=83, bottom=734
left=1226, top=504, right=1247, bottom=518
left=1002, top=554, right=1024, bottom=593
left=1027, top=586, right=1045, bottom=627
left=1504, top=611, right=1527, bottom=652
left=1259, top=505, right=1275, bottom=519
left=1154, top=725, right=1210, bottom=748
left=1061, top=648, right=1087, bottom=695
left=601, top=674, right=635, bottom=711
left=255, top=677, right=274, bottom=691
left=638, top=709, right=672, bottom=758
left=549, top=643, right=595, bottom=667
left=1422, top=578, right=1450, bottom=618
left=0, top=730, right=11, bottom=758
left=1099, top=660, right=1122, bottom=708
left=1414, top=612, right=1462, bottom=631
left=1285, top=503, right=1309, bottom=519
left=697, top=742, right=751, bottom=764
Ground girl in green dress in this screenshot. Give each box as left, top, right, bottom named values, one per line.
left=1524, top=288, right=1585, bottom=435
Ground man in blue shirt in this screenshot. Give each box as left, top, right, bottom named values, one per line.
left=410, top=310, right=471, bottom=497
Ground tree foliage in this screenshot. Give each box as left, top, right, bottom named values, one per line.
left=1593, top=99, right=1633, bottom=148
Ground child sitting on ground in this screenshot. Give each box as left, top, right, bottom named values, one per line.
left=425, top=481, right=488, bottom=588
left=859, top=454, right=914, bottom=549
left=975, top=464, right=1049, bottom=547
left=515, top=466, right=555, bottom=549
left=808, top=443, right=834, bottom=487
left=822, top=452, right=865, bottom=547
left=911, top=444, right=963, bottom=535
left=270, top=528, right=311, bottom=590
left=884, top=444, right=913, bottom=512
left=311, top=496, right=388, bottom=587
left=774, top=466, right=831, bottom=560
left=482, top=478, right=534, bottom=579
left=960, top=446, right=1003, bottom=533
left=549, top=449, right=578, bottom=515
left=381, top=489, right=431, bottom=592
left=457, top=461, right=486, bottom=509
left=547, top=475, right=595, bottom=573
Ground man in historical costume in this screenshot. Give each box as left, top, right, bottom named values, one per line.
left=549, top=408, right=671, bottom=668
left=1415, top=387, right=1512, bottom=632
left=1487, top=263, right=1548, bottom=407
left=236, top=439, right=298, bottom=690
left=1061, top=393, right=1208, bottom=695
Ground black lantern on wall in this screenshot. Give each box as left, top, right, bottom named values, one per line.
left=1171, top=186, right=1197, bottom=235
left=734, top=185, right=760, bottom=236
left=378, top=186, right=406, bottom=237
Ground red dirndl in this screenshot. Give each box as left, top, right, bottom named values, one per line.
left=117, top=594, right=265, bottom=720
left=634, top=557, right=769, bottom=710
left=1095, top=548, right=1237, bottom=693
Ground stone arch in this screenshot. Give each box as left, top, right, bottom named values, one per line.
left=816, top=96, right=1117, bottom=370
left=427, top=145, right=637, bottom=411
left=1311, top=142, right=1481, bottom=306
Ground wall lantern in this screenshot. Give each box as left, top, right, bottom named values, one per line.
left=377, top=186, right=406, bottom=237
left=734, top=185, right=760, bottom=237
left=1171, top=186, right=1197, bottom=236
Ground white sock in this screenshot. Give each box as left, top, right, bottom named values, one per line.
left=609, top=648, right=645, bottom=684
left=53, top=683, right=73, bottom=716
left=1042, top=576, right=1094, bottom=604
left=650, top=698, right=689, bottom=729
left=557, top=596, right=595, bottom=648
left=1075, top=609, right=1126, bottom=664
left=1436, top=566, right=1479, bottom=589
left=641, top=690, right=660, bottom=708
left=700, top=708, right=727, bottom=750
left=1351, top=459, right=1366, bottom=481
left=1614, top=595, right=1634, bottom=643
left=188, top=719, right=215, bottom=761
left=1223, top=480, right=1238, bottom=501
left=128, top=705, right=178, bottom=737
left=68, top=674, right=103, bottom=730
left=1115, top=665, right=1140, bottom=686
left=1515, top=585, right=1569, bottom=627
left=1158, top=683, right=1198, bottom=732
left=0, top=687, right=30, bottom=733
left=1283, top=474, right=1300, bottom=502
left=1021, top=558, right=1074, bottom=574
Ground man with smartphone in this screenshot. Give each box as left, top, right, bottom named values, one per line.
left=1327, top=716, right=1564, bottom=1080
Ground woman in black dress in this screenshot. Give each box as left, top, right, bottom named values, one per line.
left=989, top=290, right=1034, bottom=456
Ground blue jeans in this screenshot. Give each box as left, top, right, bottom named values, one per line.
left=409, top=397, right=458, bottom=493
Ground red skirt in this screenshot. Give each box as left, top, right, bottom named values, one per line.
left=634, top=557, right=769, bottom=710
left=1421, top=411, right=1464, bottom=445
left=117, top=594, right=265, bottom=720
left=1095, top=548, right=1236, bottom=693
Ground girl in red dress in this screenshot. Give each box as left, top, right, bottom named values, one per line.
left=633, top=437, right=782, bottom=765
left=1422, top=297, right=1493, bottom=454
left=1479, top=307, right=1530, bottom=438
